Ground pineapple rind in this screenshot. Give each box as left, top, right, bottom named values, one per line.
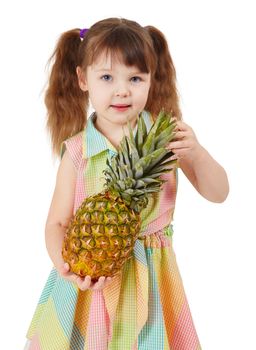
left=62, top=191, right=141, bottom=279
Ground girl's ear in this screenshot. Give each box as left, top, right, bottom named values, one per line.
left=76, top=66, right=88, bottom=91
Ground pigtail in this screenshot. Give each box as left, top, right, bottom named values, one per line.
left=45, top=29, right=88, bottom=156
left=145, top=26, right=182, bottom=120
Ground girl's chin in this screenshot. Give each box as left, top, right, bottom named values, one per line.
left=96, top=111, right=139, bottom=126
left=115, top=115, right=138, bottom=127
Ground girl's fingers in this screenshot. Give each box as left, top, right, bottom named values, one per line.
left=103, top=277, right=113, bottom=288
left=176, top=120, right=190, bottom=131
left=103, top=276, right=113, bottom=288
left=170, top=154, right=179, bottom=160
left=59, top=263, right=71, bottom=276
left=61, top=268, right=81, bottom=284
left=173, top=131, right=187, bottom=140
left=91, top=276, right=113, bottom=290
left=63, top=262, right=70, bottom=272
left=60, top=266, right=110, bottom=290
left=174, top=148, right=190, bottom=156
left=91, top=276, right=107, bottom=290
left=77, top=275, right=92, bottom=291
left=168, top=141, right=185, bottom=149
left=74, top=275, right=114, bottom=291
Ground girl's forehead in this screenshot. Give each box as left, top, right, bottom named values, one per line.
left=90, top=51, right=138, bottom=71
left=90, top=51, right=146, bottom=72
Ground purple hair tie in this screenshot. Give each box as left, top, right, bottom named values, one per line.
left=80, top=28, right=89, bottom=40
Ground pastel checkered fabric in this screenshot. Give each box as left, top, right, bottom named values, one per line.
left=26, top=111, right=201, bottom=349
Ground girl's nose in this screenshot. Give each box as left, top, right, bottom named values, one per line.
left=115, top=84, right=130, bottom=97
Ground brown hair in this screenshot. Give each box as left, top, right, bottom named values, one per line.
left=45, top=18, right=182, bottom=156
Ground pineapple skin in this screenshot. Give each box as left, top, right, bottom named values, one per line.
left=62, top=190, right=141, bottom=280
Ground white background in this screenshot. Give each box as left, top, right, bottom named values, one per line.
left=0, top=0, right=255, bottom=349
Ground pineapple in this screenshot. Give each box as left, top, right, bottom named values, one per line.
left=62, top=111, right=177, bottom=281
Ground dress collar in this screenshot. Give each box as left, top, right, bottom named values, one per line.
left=83, top=111, right=153, bottom=159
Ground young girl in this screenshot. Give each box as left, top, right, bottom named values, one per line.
left=24, top=17, right=229, bottom=350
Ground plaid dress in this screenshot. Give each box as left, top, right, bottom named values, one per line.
left=26, top=111, right=201, bottom=350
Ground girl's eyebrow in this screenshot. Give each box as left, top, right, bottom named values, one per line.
left=95, top=68, right=147, bottom=75
left=95, top=68, right=112, bottom=72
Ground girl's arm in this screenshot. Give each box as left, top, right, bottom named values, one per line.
left=168, top=121, right=229, bottom=203
left=45, top=150, right=77, bottom=278
left=45, top=151, right=112, bottom=290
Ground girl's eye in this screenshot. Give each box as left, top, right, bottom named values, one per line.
left=131, top=76, right=142, bottom=83
left=101, top=74, right=112, bottom=81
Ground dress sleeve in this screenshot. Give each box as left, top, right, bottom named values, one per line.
left=60, top=132, right=84, bottom=171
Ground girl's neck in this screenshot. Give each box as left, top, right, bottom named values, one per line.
left=93, top=113, right=137, bottom=149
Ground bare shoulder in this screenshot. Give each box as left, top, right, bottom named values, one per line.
left=46, top=150, right=77, bottom=227
left=58, top=149, right=77, bottom=180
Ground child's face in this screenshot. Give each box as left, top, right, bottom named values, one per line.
left=78, top=52, right=151, bottom=127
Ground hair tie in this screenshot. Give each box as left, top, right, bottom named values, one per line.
left=80, top=28, right=89, bottom=40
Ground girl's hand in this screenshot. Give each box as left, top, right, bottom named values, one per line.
left=168, top=120, right=203, bottom=161
left=59, top=262, right=113, bottom=291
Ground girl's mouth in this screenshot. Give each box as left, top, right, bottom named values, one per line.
left=111, top=104, right=131, bottom=112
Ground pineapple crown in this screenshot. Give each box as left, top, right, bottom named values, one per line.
left=103, top=111, right=177, bottom=213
